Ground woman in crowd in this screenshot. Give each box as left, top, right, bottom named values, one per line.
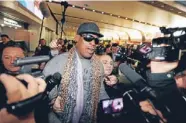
left=99, top=54, right=124, bottom=98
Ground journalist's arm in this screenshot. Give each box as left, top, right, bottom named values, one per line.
left=0, top=74, right=46, bottom=123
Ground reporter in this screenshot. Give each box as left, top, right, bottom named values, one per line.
left=147, top=60, right=186, bottom=123
left=0, top=74, right=46, bottom=123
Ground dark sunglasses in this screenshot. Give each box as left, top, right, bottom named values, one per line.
left=81, top=34, right=99, bottom=44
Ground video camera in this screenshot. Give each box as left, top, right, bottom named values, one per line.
left=115, top=46, right=127, bottom=62
left=0, top=55, right=61, bottom=116
left=148, top=27, right=186, bottom=61
left=95, top=45, right=105, bottom=55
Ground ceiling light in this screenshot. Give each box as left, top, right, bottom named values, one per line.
left=102, top=12, right=104, bottom=14
left=178, top=11, right=182, bottom=14
left=125, top=17, right=128, bottom=19
left=72, top=5, right=75, bottom=8
left=110, top=14, right=112, bottom=16
left=118, top=16, right=120, bottom=18
left=83, top=8, right=85, bottom=10
left=15, top=27, right=17, bottom=29
left=1, top=24, right=5, bottom=27
left=93, top=10, right=95, bottom=12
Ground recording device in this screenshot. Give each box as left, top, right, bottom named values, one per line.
left=148, top=27, right=186, bottom=61
left=101, top=98, right=124, bottom=114
left=99, top=63, right=160, bottom=123
left=95, top=45, right=105, bottom=55
left=119, top=63, right=157, bottom=99
left=39, top=1, right=50, bottom=40
left=115, top=47, right=127, bottom=62
left=0, top=72, right=61, bottom=116
left=119, top=64, right=186, bottom=123
left=14, top=55, right=50, bottom=66
left=39, top=2, right=50, bottom=18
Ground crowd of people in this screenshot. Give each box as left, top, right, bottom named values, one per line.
left=0, top=22, right=186, bottom=123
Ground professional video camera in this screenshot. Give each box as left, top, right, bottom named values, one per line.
left=95, top=45, right=105, bottom=55
left=148, top=27, right=186, bottom=61
left=115, top=46, right=127, bottom=62
left=0, top=55, right=61, bottom=116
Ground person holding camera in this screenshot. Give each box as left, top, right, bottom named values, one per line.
left=0, top=74, right=46, bottom=123
left=145, top=56, right=186, bottom=123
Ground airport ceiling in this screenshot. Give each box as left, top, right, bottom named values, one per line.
left=47, top=1, right=186, bottom=41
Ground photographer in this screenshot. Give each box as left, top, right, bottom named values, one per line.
left=0, top=74, right=46, bottom=123
left=145, top=41, right=186, bottom=123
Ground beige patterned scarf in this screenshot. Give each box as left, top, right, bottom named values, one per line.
left=53, top=47, right=102, bottom=123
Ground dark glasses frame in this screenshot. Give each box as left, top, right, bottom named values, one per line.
left=80, top=33, right=100, bottom=44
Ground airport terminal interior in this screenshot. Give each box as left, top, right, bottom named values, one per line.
left=1, top=1, right=186, bottom=123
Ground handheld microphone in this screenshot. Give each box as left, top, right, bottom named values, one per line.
left=0, top=72, right=61, bottom=116
left=45, top=72, right=61, bottom=92
left=119, top=63, right=157, bottom=98
left=14, top=55, right=50, bottom=66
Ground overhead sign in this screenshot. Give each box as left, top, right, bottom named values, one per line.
left=3, top=18, right=22, bottom=28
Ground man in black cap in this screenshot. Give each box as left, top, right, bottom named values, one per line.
left=41, top=22, right=109, bottom=123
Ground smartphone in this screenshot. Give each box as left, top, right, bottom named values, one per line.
left=101, top=98, right=124, bottom=114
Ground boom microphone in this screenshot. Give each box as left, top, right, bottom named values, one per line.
left=39, top=2, right=50, bottom=18
left=14, top=55, right=50, bottom=66
left=119, top=63, right=157, bottom=98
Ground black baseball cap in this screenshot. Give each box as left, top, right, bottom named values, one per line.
left=77, top=22, right=104, bottom=38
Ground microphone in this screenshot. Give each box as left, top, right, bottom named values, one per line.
left=119, top=63, right=157, bottom=98
left=39, top=2, right=50, bottom=18
left=14, top=55, right=50, bottom=66
left=0, top=72, right=61, bottom=116
left=45, top=72, right=61, bottom=92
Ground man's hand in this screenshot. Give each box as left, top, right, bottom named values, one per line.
left=151, top=61, right=178, bottom=73
left=175, top=71, right=186, bottom=89
left=104, top=75, right=118, bottom=86
left=0, top=74, right=46, bottom=123
left=140, top=100, right=167, bottom=123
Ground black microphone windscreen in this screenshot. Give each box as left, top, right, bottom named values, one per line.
left=53, top=72, right=61, bottom=81
left=39, top=2, right=50, bottom=18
